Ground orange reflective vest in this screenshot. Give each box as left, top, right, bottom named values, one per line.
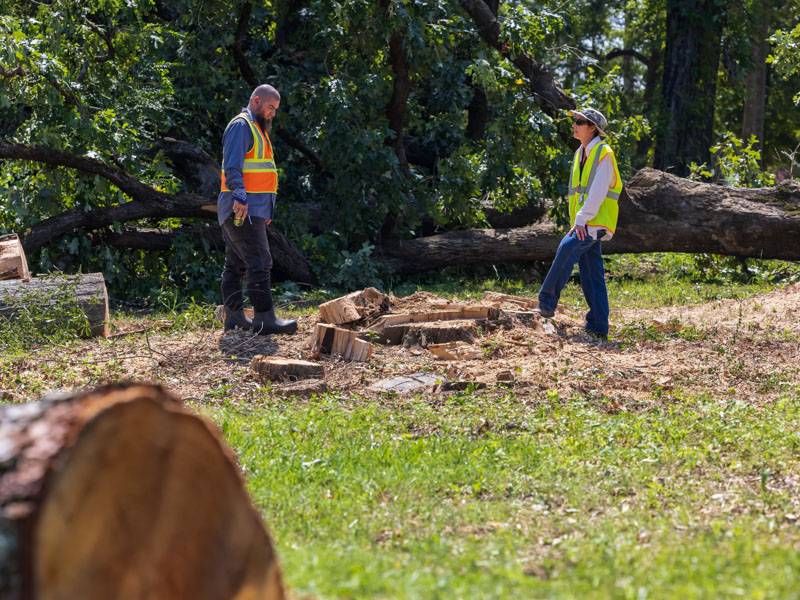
left=220, top=114, right=278, bottom=194
left=568, top=142, right=622, bottom=234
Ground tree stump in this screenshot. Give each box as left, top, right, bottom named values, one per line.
left=251, top=356, right=325, bottom=381
left=0, top=383, right=285, bottom=600
left=0, top=234, right=29, bottom=281
left=389, top=320, right=480, bottom=348
left=0, top=272, right=109, bottom=337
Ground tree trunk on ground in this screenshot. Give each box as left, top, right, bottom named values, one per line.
left=741, top=1, right=771, bottom=155
left=654, top=0, right=726, bottom=176
left=0, top=383, right=285, bottom=600
left=375, top=168, right=800, bottom=273
left=0, top=272, right=109, bottom=337
left=100, top=226, right=320, bottom=286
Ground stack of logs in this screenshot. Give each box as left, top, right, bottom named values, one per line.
left=253, top=288, right=557, bottom=385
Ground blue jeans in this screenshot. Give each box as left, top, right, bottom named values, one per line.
left=538, top=231, right=609, bottom=336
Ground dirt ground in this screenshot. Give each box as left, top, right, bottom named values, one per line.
left=13, top=284, right=800, bottom=408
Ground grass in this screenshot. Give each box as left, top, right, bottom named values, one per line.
left=206, top=391, right=800, bottom=599
left=3, top=252, right=800, bottom=598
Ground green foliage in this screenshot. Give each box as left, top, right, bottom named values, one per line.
left=0, top=0, right=798, bottom=302
left=768, top=23, right=800, bottom=105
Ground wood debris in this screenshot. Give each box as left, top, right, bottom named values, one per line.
left=428, top=341, right=483, bottom=360
left=309, top=323, right=372, bottom=361
left=318, top=287, right=390, bottom=324
left=0, top=233, right=29, bottom=281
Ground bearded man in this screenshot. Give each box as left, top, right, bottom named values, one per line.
left=218, top=84, right=297, bottom=335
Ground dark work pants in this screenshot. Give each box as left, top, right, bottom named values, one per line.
left=220, top=216, right=273, bottom=313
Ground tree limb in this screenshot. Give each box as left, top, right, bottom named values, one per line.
left=0, top=142, right=212, bottom=252
left=230, top=0, right=324, bottom=169
left=458, top=0, right=574, bottom=114
left=381, top=0, right=412, bottom=179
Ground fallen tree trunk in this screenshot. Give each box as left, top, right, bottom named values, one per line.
left=0, top=272, right=109, bottom=337
left=100, top=226, right=320, bottom=286
left=376, top=168, right=800, bottom=274
left=0, top=383, right=285, bottom=600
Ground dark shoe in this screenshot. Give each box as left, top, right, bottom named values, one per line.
left=252, top=309, right=298, bottom=335
left=224, top=309, right=252, bottom=331
left=533, top=306, right=555, bottom=318
left=579, top=328, right=608, bottom=343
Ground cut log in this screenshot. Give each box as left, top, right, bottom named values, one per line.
left=318, top=287, right=390, bottom=325
left=0, top=234, right=29, bottom=281
left=376, top=168, right=800, bottom=273
left=428, top=341, right=483, bottom=360
left=309, top=323, right=373, bottom=361
left=251, top=356, right=325, bottom=381
left=369, top=306, right=498, bottom=337
left=0, top=272, right=109, bottom=337
left=0, top=383, right=284, bottom=600
left=383, top=320, right=480, bottom=347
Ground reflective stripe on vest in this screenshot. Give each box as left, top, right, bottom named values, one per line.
left=568, top=142, right=622, bottom=234
left=220, top=114, right=278, bottom=194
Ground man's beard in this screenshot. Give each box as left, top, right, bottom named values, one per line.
left=257, top=117, right=272, bottom=134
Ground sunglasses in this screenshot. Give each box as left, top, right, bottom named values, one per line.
left=573, top=118, right=591, bottom=126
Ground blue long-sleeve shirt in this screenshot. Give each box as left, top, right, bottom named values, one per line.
left=217, top=108, right=277, bottom=226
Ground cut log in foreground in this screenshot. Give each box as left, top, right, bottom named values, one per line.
left=318, top=287, right=390, bottom=325
left=0, top=383, right=284, bottom=600
left=0, top=234, right=29, bottom=281
left=376, top=168, right=800, bottom=274
left=0, top=272, right=109, bottom=337
left=310, top=323, right=372, bottom=361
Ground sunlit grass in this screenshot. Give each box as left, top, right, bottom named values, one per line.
left=208, top=391, right=800, bottom=599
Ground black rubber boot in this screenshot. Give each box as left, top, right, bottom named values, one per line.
left=252, top=308, right=298, bottom=335
left=224, top=309, right=253, bottom=331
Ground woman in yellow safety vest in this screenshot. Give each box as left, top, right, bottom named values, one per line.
left=533, top=108, right=622, bottom=341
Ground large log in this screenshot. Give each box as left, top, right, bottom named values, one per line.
left=375, top=168, right=800, bottom=274
left=0, top=234, right=29, bottom=281
left=0, top=272, right=109, bottom=337
left=0, top=383, right=285, bottom=600
left=100, top=226, right=320, bottom=286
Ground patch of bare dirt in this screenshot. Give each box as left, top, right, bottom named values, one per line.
left=13, top=285, right=800, bottom=407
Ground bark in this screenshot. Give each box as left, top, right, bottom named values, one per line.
left=375, top=168, right=800, bottom=274
left=0, top=383, right=284, bottom=600
left=741, top=1, right=771, bottom=154
left=99, top=227, right=320, bottom=286
left=466, top=82, right=489, bottom=142
left=459, top=0, right=574, bottom=114
left=381, top=0, right=413, bottom=180
left=0, top=272, right=109, bottom=337
left=654, top=0, right=726, bottom=176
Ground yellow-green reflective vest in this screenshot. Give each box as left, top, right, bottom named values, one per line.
left=568, top=141, right=622, bottom=234
left=220, top=114, right=278, bottom=194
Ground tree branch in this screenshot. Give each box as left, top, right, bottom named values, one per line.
left=1, top=66, right=26, bottom=78
left=230, top=0, right=324, bottom=169
left=458, top=0, right=574, bottom=114
left=381, top=0, right=412, bottom=179
left=0, top=142, right=212, bottom=252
